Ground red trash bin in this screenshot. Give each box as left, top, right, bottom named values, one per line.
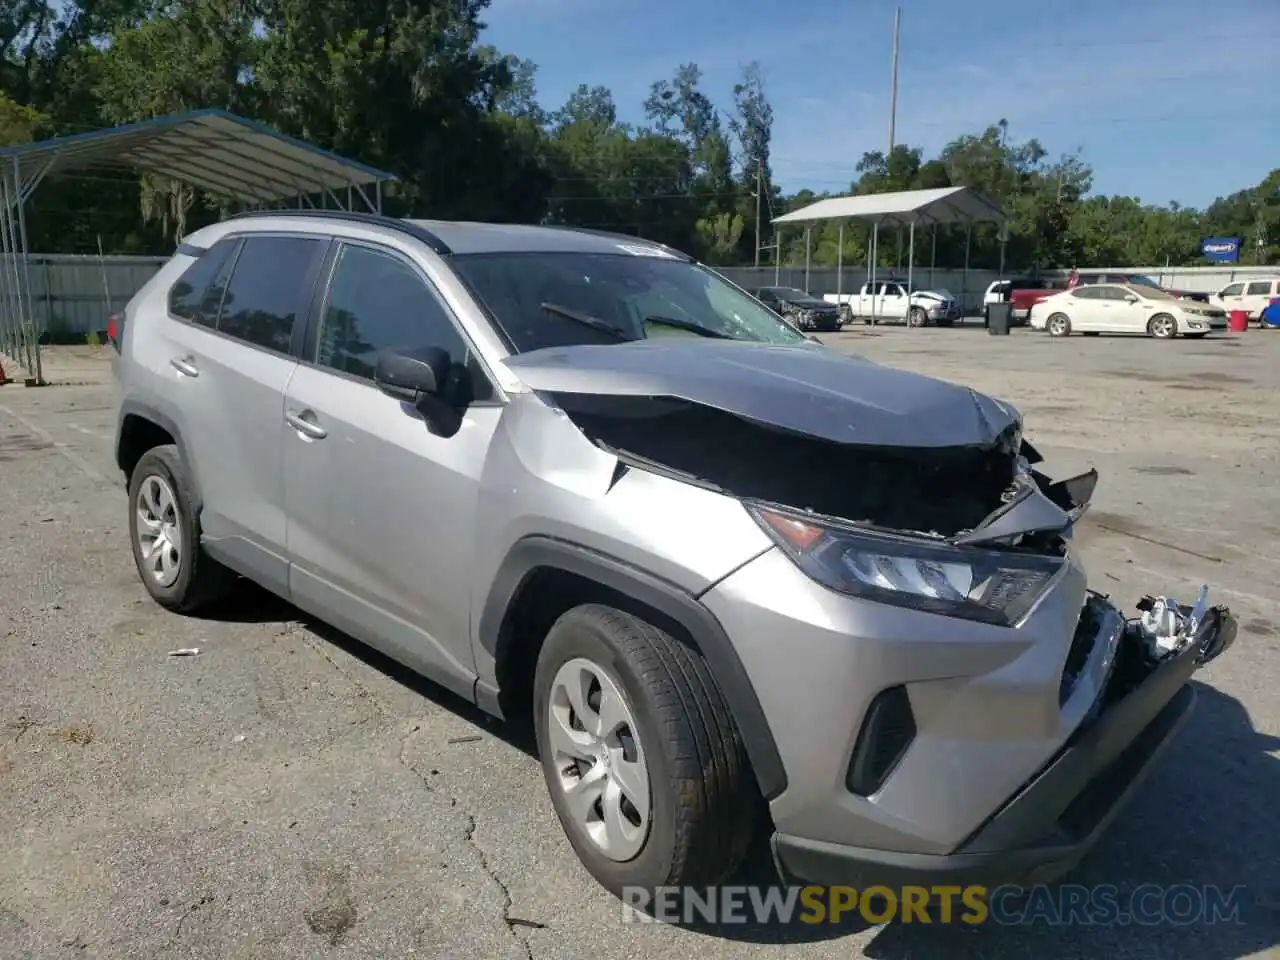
left=1227, top=309, right=1249, bottom=332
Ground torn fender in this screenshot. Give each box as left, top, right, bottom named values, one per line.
left=505, top=339, right=1022, bottom=449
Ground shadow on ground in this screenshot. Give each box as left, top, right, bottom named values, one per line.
left=196, top=586, right=1278, bottom=954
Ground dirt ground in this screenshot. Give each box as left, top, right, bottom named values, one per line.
left=1, top=330, right=1277, bottom=960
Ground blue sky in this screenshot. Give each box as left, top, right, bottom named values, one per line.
left=482, top=0, right=1280, bottom=209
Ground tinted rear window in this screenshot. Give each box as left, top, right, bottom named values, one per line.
left=168, top=239, right=236, bottom=321
left=216, top=236, right=324, bottom=353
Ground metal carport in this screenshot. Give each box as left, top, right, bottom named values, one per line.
left=771, top=185, right=1008, bottom=324
left=0, top=108, right=399, bottom=384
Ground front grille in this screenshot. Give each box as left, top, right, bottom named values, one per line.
left=846, top=685, right=917, bottom=796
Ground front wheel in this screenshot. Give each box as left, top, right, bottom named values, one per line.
left=1047, top=313, right=1072, bottom=337
left=1148, top=314, right=1178, bottom=339
left=907, top=307, right=928, bottom=327
left=533, top=604, right=757, bottom=897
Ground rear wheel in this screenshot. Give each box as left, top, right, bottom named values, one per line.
left=1148, top=313, right=1177, bottom=339
left=533, top=604, right=757, bottom=897
left=127, top=445, right=235, bottom=612
left=1047, top=313, right=1072, bottom=337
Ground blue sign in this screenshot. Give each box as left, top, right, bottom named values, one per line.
left=1201, top=237, right=1241, bottom=262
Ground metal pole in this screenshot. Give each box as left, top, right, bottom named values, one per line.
left=888, top=6, right=901, bottom=156
left=0, top=178, right=12, bottom=361
left=836, top=222, right=844, bottom=300
left=871, top=220, right=880, bottom=325
left=907, top=221, right=915, bottom=305
left=754, top=160, right=762, bottom=268
left=13, top=157, right=40, bottom=383
left=930, top=224, right=937, bottom=289
left=804, top=226, right=811, bottom=292
left=963, top=219, right=972, bottom=316
left=0, top=171, right=28, bottom=375
left=375, top=179, right=382, bottom=215
left=774, top=228, right=782, bottom=285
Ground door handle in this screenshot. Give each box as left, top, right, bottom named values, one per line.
left=170, top=356, right=199, bottom=377
left=285, top=409, right=327, bottom=440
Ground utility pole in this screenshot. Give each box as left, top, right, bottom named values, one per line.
left=887, top=6, right=901, bottom=156
left=754, top=159, right=762, bottom=268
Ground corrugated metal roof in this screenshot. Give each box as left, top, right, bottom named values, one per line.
left=772, top=186, right=1006, bottom=227
left=0, top=109, right=397, bottom=205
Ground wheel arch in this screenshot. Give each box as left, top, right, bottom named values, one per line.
left=477, top=536, right=787, bottom=801
left=116, top=401, right=201, bottom=508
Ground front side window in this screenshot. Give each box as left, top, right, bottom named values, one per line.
left=1220, top=283, right=1244, bottom=297
left=450, top=251, right=809, bottom=353
left=316, top=243, right=494, bottom=400
left=216, top=235, right=323, bottom=352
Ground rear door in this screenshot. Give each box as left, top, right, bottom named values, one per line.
left=281, top=239, right=502, bottom=698
left=158, top=231, right=329, bottom=594
left=1065, top=286, right=1106, bottom=330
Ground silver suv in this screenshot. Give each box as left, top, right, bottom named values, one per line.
left=111, top=212, right=1237, bottom=900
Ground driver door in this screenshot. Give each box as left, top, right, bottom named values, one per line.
left=282, top=239, right=502, bottom=699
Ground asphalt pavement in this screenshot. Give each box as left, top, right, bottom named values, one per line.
left=1, top=331, right=1277, bottom=959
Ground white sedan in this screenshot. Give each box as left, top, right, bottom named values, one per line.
left=1029, top=282, right=1228, bottom=339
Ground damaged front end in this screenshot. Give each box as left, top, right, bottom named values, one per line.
left=504, top=339, right=1238, bottom=678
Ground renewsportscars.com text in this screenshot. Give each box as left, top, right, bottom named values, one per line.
left=621, top=884, right=1249, bottom=927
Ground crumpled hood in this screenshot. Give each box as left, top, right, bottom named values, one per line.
left=911, top=289, right=953, bottom=303
left=504, top=340, right=1021, bottom=448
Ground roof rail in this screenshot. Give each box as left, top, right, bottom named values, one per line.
left=538, top=224, right=693, bottom=262
left=224, top=208, right=452, bottom=255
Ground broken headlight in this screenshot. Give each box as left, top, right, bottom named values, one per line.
left=748, top=505, right=1064, bottom=627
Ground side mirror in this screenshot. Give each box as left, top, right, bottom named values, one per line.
left=1125, top=295, right=1139, bottom=303
left=375, top=345, right=451, bottom=403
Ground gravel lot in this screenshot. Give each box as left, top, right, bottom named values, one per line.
left=1, top=329, right=1278, bottom=960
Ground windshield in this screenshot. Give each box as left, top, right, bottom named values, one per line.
left=771, top=287, right=815, bottom=300
left=451, top=252, right=810, bottom=352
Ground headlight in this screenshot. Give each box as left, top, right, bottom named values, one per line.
left=747, top=505, right=1064, bottom=626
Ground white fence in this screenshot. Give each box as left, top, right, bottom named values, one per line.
left=4, top=254, right=1276, bottom=337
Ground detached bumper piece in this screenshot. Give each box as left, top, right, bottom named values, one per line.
left=773, top=591, right=1238, bottom=889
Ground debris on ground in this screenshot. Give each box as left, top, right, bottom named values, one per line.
left=167, top=648, right=201, bottom=657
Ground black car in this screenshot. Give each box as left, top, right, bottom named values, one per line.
left=754, top=286, right=844, bottom=332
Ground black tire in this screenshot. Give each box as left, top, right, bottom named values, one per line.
left=533, top=604, right=757, bottom=897
left=907, top=307, right=928, bottom=327
left=127, top=444, right=235, bottom=612
left=1047, top=312, right=1071, bottom=337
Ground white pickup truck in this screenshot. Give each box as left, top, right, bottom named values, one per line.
left=824, top=280, right=962, bottom=326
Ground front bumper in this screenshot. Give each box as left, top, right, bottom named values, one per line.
left=772, top=630, right=1205, bottom=888
left=701, top=549, right=1236, bottom=889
